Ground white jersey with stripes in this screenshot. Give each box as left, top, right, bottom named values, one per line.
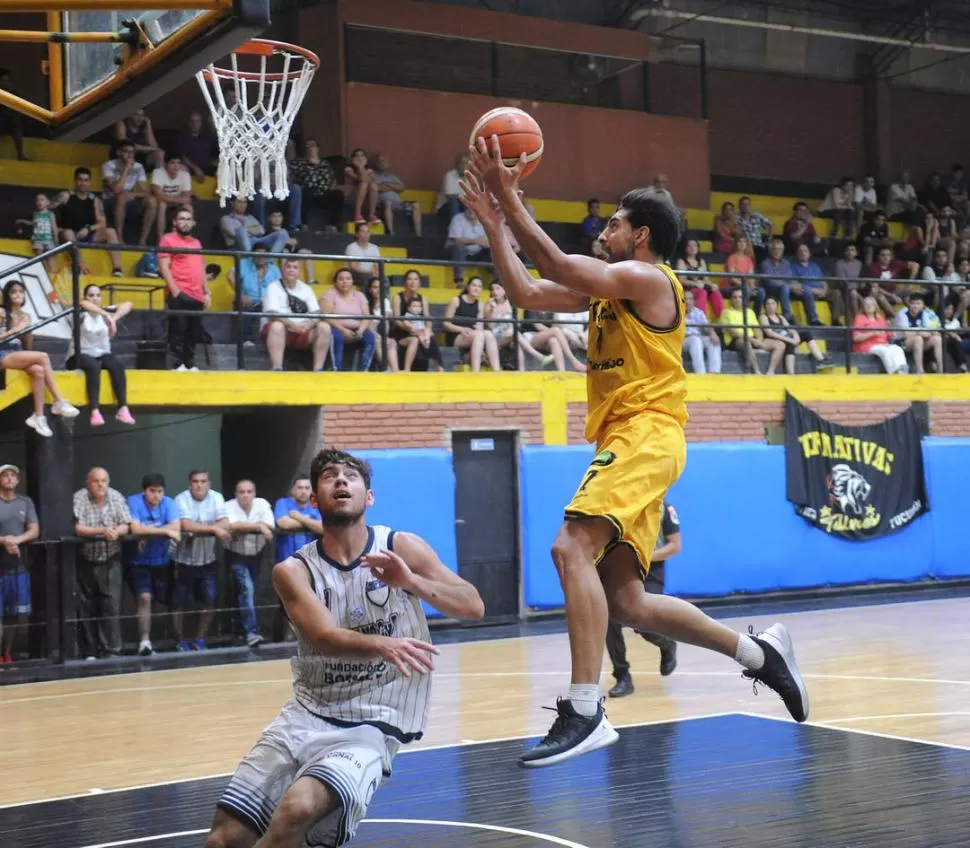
left=289, top=525, right=432, bottom=743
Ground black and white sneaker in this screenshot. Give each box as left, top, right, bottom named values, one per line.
left=519, top=698, right=619, bottom=768
left=742, top=623, right=809, bottom=722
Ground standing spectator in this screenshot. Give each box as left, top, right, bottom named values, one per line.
left=713, top=201, right=739, bottom=254
left=225, top=479, right=274, bottom=647
left=177, top=111, right=218, bottom=181
left=159, top=207, right=210, bottom=371
left=676, top=239, right=722, bottom=317
left=227, top=245, right=281, bottom=342
left=114, top=109, right=164, bottom=170
left=738, top=196, right=772, bottom=260
left=852, top=296, right=908, bottom=374
left=370, top=153, right=422, bottom=236
left=273, top=477, right=321, bottom=565
left=343, top=222, right=382, bottom=289
left=835, top=243, right=863, bottom=318
left=343, top=147, right=378, bottom=224
left=66, top=283, right=135, bottom=427
left=447, top=207, right=491, bottom=286
left=320, top=268, right=376, bottom=371
left=436, top=152, right=470, bottom=226
left=54, top=167, right=123, bottom=275
left=101, top=141, right=157, bottom=246
left=947, top=164, right=969, bottom=224
left=289, top=139, right=343, bottom=231
left=173, top=469, right=229, bottom=652
left=443, top=278, right=501, bottom=372
left=790, top=243, right=827, bottom=326
left=262, top=257, right=331, bottom=371
left=364, top=276, right=399, bottom=372
left=782, top=202, right=822, bottom=256
left=887, top=171, right=920, bottom=224
left=0, top=67, right=27, bottom=160
left=895, top=292, right=943, bottom=374
left=920, top=174, right=959, bottom=236
left=682, top=289, right=721, bottom=374
left=757, top=238, right=795, bottom=318
left=126, top=473, right=180, bottom=656
left=580, top=199, right=605, bottom=255
left=151, top=154, right=193, bottom=241
left=0, top=464, right=38, bottom=663
left=73, top=467, right=130, bottom=659
left=818, top=177, right=855, bottom=239
left=16, top=193, right=59, bottom=275
left=857, top=209, right=893, bottom=267
left=606, top=500, right=680, bottom=697
left=853, top=174, right=878, bottom=231
left=220, top=197, right=288, bottom=253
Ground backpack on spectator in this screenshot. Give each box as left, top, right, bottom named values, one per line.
left=137, top=251, right=159, bottom=278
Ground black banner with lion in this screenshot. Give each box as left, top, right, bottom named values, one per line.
left=784, top=393, right=929, bottom=541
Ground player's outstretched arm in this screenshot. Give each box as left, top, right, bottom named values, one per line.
left=459, top=174, right=588, bottom=312
left=273, top=558, right=439, bottom=675
left=362, top=533, right=485, bottom=621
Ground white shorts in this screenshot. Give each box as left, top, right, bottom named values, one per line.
left=218, top=698, right=399, bottom=847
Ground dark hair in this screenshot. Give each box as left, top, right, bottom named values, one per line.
left=333, top=266, right=353, bottom=282
left=840, top=176, right=853, bottom=185
left=349, top=147, right=367, bottom=160
left=617, top=188, right=682, bottom=261
left=116, top=141, right=135, bottom=153
left=1, top=281, right=25, bottom=330
left=793, top=201, right=807, bottom=211
left=587, top=198, right=600, bottom=210
left=365, top=276, right=382, bottom=310
left=309, top=448, right=372, bottom=492
left=188, top=468, right=208, bottom=480
left=770, top=235, right=785, bottom=246
left=83, top=283, right=100, bottom=298
left=354, top=221, right=369, bottom=235
left=739, top=195, right=751, bottom=203
left=74, top=166, right=92, bottom=180
left=164, top=152, right=182, bottom=165
left=142, top=473, right=166, bottom=490
left=909, top=292, right=924, bottom=303
left=462, top=276, right=484, bottom=297
left=954, top=163, right=964, bottom=172
left=874, top=209, right=887, bottom=218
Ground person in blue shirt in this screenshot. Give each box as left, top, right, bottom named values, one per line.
left=227, top=245, right=282, bottom=341
left=273, top=476, right=321, bottom=563
left=790, top=243, right=826, bottom=325
left=126, top=473, right=180, bottom=656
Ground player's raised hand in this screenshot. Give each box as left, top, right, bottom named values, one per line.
left=361, top=548, right=415, bottom=590
left=376, top=636, right=440, bottom=677
left=458, top=172, right=503, bottom=230
left=468, top=134, right=525, bottom=199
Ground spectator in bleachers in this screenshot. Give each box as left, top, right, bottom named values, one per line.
left=344, top=222, right=381, bottom=289
left=114, top=109, right=164, bottom=171
left=818, top=177, right=855, bottom=239
left=227, top=245, right=280, bottom=343
left=321, top=268, right=376, bottom=371
left=724, top=234, right=756, bottom=295
left=783, top=202, right=822, bottom=256
left=0, top=281, right=79, bottom=438
left=738, top=196, right=773, bottom=261
left=251, top=164, right=303, bottom=233
left=370, top=153, right=422, bottom=237
left=266, top=210, right=298, bottom=251
left=677, top=239, right=723, bottom=318
left=555, top=309, right=589, bottom=356
left=757, top=238, right=795, bottom=319
left=522, top=309, right=585, bottom=372
left=436, top=152, right=470, bottom=226
left=364, top=276, right=398, bottom=372
left=73, top=467, right=130, bottom=659
left=920, top=173, right=959, bottom=236
left=0, top=68, right=26, bottom=161
left=485, top=281, right=555, bottom=371
left=262, top=257, right=331, bottom=371
left=173, top=469, right=229, bottom=651
left=159, top=207, right=210, bottom=372
left=447, top=207, right=491, bottom=286
left=852, top=295, right=908, bottom=374
left=343, top=147, right=379, bottom=225
left=273, top=477, right=322, bottom=565
left=947, top=257, right=970, bottom=317
left=102, top=141, right=157, bottom=247
left=867, top=245, right=919, bottom=310
left=289, top=139, right=343, bottom=231
left=0, top=464, right=38, bottom=663
left=443, top=277, right=500, bottom=372
left=399, top=294, right=444, bottom=371
left=857, top=209, right=893, bottom=267
left=220, top=197, right=289, bottom=254
left=225, top=479, right=274, bottom=647
left=899, top=210, right=936, bottom=267
left=712, top=202, right=739, bottom=254
left=581, top=199, right=605, bottom=255
left=54, top=167, right=123, bottom=276
left=896, top=292, right=943, bottom=373
left=390, top=269, right=433, bottom=372
left=854, top=174, right=878, bottom=232
left=760, top=295, right=832, bottom=374
left=682, top=289, right=721, bottom=374
left=921, top=247, right=957, bottom=313
left=947, top=164, right=969, bottom=224
left=126, top=473, right=180, bottom=657
left=721, top=287, right=778, bottom=375
left=790, top=243, right=826, bottom=326
left=941, top=301, right=969, bottom=373
left=177, top=112, right=218, bottom=181
left=645, top=173, right=675, bottom=205
left=835, top=243, right=863, bottom=317
left=16, top=193, right=58, bottom=275
left=887, top=171, right=920, bottom=224
left=151, top=153, right=193, bottom=243
left=66, top=283, right=135, bottom=427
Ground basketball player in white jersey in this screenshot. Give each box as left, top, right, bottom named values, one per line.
left=204, top=449, right=485, bottom=848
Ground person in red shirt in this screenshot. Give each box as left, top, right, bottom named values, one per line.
left=158, top=206, right=210, bottom=370
left=864, top=246, right=919, bottom=317
left=782, top=202, right=821, bottom=255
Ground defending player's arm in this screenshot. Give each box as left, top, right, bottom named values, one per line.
left=273, top=557, right=440, bottom=675
left=651, top=504, right=682, bottom=562
left=361, top=532, right=485, bottom=621
left=459, top=174, right=588, bottom=312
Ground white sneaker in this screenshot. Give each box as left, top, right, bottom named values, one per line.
left=174, top=364, right=188, bottom=372
left=138, top=639, right=154, bottom=656
left=25, top=414, right=53, bottom=437
left=50, top=400, right=80, bottom=418
left=188, top=366, right=200, bottom=372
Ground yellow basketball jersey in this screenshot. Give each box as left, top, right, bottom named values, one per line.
left=583, top=263, right=688, bottom=443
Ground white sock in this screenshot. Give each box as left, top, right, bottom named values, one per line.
left=567, top=684, right=600, bottom=716
left=735, top=633, right=765, bottom=671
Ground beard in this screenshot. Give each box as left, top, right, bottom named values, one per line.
left=604, top=238, right=634, bottom=263
left=320, top=502, right=366, bottom=527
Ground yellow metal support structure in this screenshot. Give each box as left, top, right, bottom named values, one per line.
left=46, top=11, right=64, bottom=113
left=2, top=0, right=229, bottom=10
left=0, top=30, right=132, bottom=43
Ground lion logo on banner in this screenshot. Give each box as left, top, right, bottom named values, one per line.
left=826, top=464, right=872, bottom=516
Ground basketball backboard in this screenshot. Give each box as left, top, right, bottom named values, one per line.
left=0, top=0, right=270, bottom=140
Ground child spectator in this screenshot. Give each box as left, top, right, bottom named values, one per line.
left=220, top=197, right=289, bottom=254
left=401, top=294, right=444, bottom=371
left=941, top=302, right=968, bottom=373
left=343, top=147, right=378, bottom=224
left=16, top=193, right=58, bottom=274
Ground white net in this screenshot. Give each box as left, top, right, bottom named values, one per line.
left=196, top=42, right=317, bottom=206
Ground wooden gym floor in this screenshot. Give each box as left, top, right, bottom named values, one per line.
left=2, top=596, right=970, bottom=846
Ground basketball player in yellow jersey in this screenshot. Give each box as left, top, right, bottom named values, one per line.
left=463, top=136, right=809, bottom=769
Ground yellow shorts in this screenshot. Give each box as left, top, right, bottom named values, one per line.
left=564, top=412, right=686, bottom=573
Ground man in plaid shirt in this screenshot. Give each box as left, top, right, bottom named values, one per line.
left=225, top=479, right=275, bottom=647
left=73, top=467, right=131, bottom=659
left=173, top=469, right=230, bottom=651
left=738, top=196, right=773, bottom=260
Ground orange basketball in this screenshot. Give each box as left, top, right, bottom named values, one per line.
left=470, top=106, right=544, bottom=180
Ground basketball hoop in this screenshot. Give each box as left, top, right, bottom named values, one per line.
left=196, top=39, right=319, bottom=206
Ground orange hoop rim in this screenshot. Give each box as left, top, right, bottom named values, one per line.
left=204, top=38, right=320, bottom=83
